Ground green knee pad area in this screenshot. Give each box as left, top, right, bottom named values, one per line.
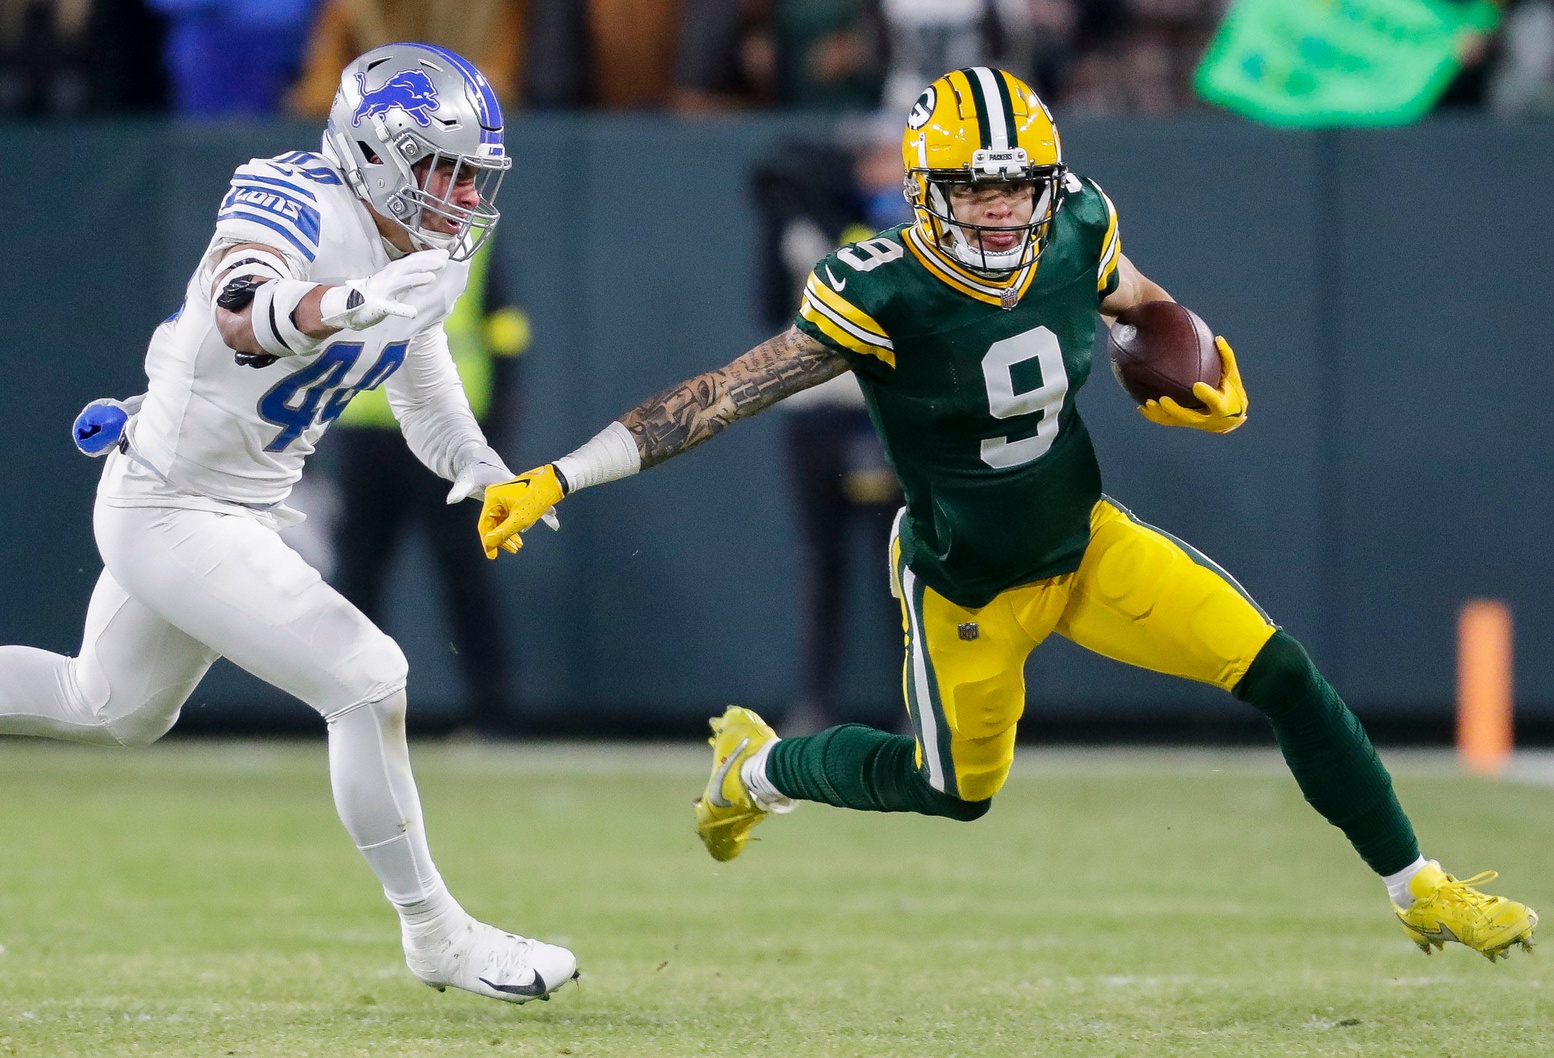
left=767, top=725, right=992, bottom=822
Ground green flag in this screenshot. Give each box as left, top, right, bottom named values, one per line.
left=1194, top=0, right=1500, bottom=127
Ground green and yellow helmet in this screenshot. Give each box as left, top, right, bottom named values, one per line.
left=902, top=67, right=1065, bottom=274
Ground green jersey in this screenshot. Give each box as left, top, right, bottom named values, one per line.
left=793, top=175, right=1122, bottom=609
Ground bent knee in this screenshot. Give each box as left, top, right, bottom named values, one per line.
left=1235, top=630, right=1322, bottom=710
left=914, top=776, right=993, bottom=822
left=949, top=729, right=1016, bottom=802
left=909, top=767, right=996, bottom=821
left=67, top=659, right=187, bottom=748
left=316, top=633, right=408, bottom=717
left=95, top=693, right=186, bottom=748
left=106, top=710, right=181, bottom=747
left=940, top=795, right=992, bottom=822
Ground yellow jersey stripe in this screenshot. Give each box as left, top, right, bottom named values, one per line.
left=904, top=231, right=991, bottom=301
left=800, top=293, right=896, bottom=365
left=803, top=273, right=891, bottom=343
left=1098, top=234, right=1120, bottom=292
left=1096, top=187, right=1121, bottom=292
left=906, top=225, right=1007, bottom=295
left=905, top=225, right=1038, bottom=308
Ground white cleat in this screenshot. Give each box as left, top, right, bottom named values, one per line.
left=404, top=916, right=578, bottom=1004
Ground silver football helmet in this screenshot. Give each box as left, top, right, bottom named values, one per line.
left=323, top=42, right=511, bottom=261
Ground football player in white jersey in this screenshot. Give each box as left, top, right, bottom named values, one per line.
left=0, top=43, right=577, bottom=1005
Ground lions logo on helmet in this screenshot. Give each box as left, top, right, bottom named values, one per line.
left=351, top=69, right=440, bottom=128
left=325, top=42, right=512, bottom=261
left=901, top=67, right=1065, bottom=276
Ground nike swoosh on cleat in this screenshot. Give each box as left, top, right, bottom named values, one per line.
left=706, top=737, right=750, bottom=808
left=479, top=972, right=550, bottom=997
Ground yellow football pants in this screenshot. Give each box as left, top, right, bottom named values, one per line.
left=891, top=497, right=1277, bottom=803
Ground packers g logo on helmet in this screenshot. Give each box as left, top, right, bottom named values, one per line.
left=901, top=67, right=1066, bottom=276
left=907, top=86, right=936, bottom=131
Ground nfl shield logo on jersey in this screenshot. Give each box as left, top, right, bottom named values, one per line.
left=958, top=622, right=979, bottom=641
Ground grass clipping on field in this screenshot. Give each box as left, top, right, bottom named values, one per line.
left=0, top=742, right=1548, bottom=1058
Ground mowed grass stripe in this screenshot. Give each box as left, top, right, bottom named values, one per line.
left=0, top=740, right=1549, bottom=1057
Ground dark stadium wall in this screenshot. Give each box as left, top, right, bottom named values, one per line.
left=0, top=115, right=1549, bottom=733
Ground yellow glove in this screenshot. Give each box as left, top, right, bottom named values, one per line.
left=1139, top=336, right=1248, bottom=433
left=478, top=464, right=565, bottom=559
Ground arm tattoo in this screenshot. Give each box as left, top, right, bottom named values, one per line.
left=621, top=326, right=847, bottom=469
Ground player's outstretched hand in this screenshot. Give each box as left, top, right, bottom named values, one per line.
left=446, top=458, right=515, bottom=504
left=321, top=248, right=448, bottom=331
left=478, top=464, right=565, bottom=559
left=1139, top=337, right=1248, bottom=433
left=72, top=394, right=145, bottom=456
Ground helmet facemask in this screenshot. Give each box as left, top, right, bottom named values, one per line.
left=343, top=127, right=509, bottom=261
left=912, top=151, right=1065, bottom=275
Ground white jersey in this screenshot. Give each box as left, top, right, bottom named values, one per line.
left=117, top=150, right=490, bottom=509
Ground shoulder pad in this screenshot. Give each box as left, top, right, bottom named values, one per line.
left=1064, top=175, right=1121, bottom=294
left=268, top=151, right=346, bottom=185
left=214, top=155, right=342, bottom=263
left=796, top=232, right=904, bottom=366
left=1061, top=175, right=1116, bottom=233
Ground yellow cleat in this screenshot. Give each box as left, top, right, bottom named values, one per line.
left=693, top=706, right=780, bottom=862
left=1395, top=862, right=1538, bottom=961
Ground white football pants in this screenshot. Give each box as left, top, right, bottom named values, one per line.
left=0, top=457, right=446, bottom=909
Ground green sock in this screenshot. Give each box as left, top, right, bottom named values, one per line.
left=1235, top=631, right=1421, bottom=876
left=766, top=724, right=990, bottom=821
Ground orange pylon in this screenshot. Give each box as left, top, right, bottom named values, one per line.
left=1457, top=600, right=1513, bottom=776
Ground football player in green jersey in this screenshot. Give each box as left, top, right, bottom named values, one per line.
left=479, top=68, right=1535, bottom=960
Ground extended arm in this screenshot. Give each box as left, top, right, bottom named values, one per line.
left=1101, top=254, right=1247, bottom=433
left=383, top=326, right=513, bottom=502
left=621, top=325, right=847, bottom=469
left=477, top=326, right=848, bottom=557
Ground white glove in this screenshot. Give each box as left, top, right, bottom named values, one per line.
left=446, top=458, right=515, bottom=504
left=320, top=248, right=448, bottom=331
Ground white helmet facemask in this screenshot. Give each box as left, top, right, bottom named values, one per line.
left=912, top=145, right=1065, bottom=276
left=323, top=42, right=512, bottom=261
left=931, top=180, right=1052, bottom=273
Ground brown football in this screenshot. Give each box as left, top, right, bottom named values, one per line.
left=1107, top=301, right=1221, bottom=410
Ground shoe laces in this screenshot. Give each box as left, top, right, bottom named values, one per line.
left=474, top=928, right=538, bottom=979
left=1431, top=870, right=1504, bottom=916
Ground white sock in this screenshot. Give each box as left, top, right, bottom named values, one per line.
left=1384, top=855, right=1431, bottom=908
left=326, top=692, right=467, bottom=943
left=740, top=739, right=796, bottom=814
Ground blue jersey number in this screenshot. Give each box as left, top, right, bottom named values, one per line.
left=259, top=340, right=407, bottom=451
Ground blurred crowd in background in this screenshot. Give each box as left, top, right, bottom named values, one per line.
left=6, top=0, right=1554, bottom=121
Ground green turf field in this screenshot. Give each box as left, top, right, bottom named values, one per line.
left=0, top=740, right=1549, bottom=1057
